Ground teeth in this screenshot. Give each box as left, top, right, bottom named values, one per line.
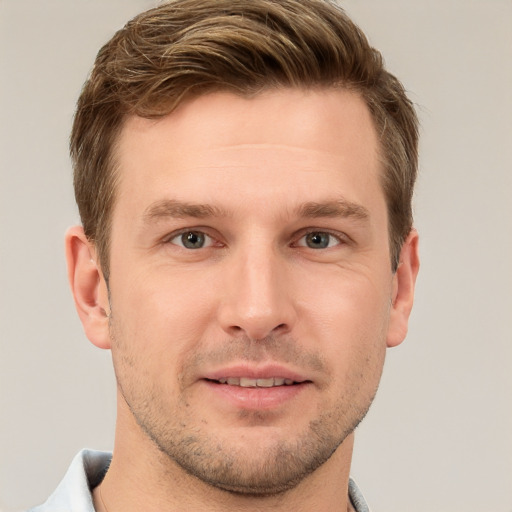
left=216, top=377, right=296, bottom=387
left=240, top=377, right=257, bottom=387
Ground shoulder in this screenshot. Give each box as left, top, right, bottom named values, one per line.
left=27, top=449, right=112, bottom=512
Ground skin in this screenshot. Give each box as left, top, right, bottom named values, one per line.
left=66, top=88, right=419, bottom=511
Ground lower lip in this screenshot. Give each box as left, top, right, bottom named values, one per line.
left=201, top=380, right=309, bottom=410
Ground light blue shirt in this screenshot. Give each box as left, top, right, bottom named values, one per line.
left=28, top=450, right=110, bottom=512
left=29, top=449, right=371, bottom=512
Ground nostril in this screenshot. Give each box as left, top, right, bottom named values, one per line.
left=273, top=323, right=289, bottom=335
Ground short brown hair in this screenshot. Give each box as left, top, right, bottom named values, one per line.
left=71, top=0, right=418, bottom=278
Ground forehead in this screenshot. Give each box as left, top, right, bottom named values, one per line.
left=113, top=88, right=383, bottom=218
left=118, top=88, right=378, bottom=156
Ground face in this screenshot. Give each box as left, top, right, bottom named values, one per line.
left=105, top=89, right=401, bottom=494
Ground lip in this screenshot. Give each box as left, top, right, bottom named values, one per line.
left=203, top=364, right=310, bottom=383
left=200, top=364, right=312, bottom=411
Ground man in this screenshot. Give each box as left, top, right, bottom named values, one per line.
left=31, top=0, right=419, bottom=510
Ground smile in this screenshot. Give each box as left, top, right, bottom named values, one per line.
left=215, top=377, right=296, bottom=387
left=202, top=372, right=311, bottom=410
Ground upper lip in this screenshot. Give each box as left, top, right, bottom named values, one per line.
left=202, top=364, right=310, bottom=383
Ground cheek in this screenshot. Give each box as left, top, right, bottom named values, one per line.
left=114, top=263, right=214, bottom=324
left=298, top=266, right=392, bottom=331
left=108, top=267, right=220, bottom=381
left=297, top=270, right=390, bottom=375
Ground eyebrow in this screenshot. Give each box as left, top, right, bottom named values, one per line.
left=143, top=199, right=229, bottom=223
left=142, top=198, right=370, bottom=224
left=297, top=199, right=370, bottom=221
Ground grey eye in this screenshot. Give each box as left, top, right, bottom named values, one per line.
left=173, top=231, right=210, bottom=249
left=306, top=232, right=330, bottom=249
left=299, top=232, right=340, bottom=249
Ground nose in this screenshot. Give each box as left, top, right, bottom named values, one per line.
left=217, top=243, right=297, bottom=341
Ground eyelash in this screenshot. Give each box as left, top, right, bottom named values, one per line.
left=294, top=230, right=346, bottom=249
left=164, top=228, right=349, bottom=251
left=165, top=229, right=218, bottom=249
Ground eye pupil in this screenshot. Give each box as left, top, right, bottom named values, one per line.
left=306, top=232, right=330, bottom=249
left=182, top=231, right=205, bottom=249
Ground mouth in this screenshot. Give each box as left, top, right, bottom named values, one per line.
left=200, top=365, right=313, bottom=410
left=206, top=377, right=303, bottom=388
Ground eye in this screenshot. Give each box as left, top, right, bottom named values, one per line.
left=297, top=231, right=341, bottom=249
left=170, top=231, right=213, bottom=249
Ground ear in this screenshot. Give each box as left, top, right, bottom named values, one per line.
left=65, top=226, right=111, bottom=349
left=386, top=229, right=420, bottom=348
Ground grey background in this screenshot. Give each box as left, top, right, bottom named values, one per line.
left=1, top=1, right=511, bottom=510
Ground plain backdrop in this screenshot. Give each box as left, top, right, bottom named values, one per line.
left=1, top=1, right=511, bottom=511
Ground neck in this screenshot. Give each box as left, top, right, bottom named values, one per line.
left=93, top=401, right=356, bottom=512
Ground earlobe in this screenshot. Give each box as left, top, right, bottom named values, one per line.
left=65, top=226, right=111, bottom=349
left=386, top=229, right=420, bottom=348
